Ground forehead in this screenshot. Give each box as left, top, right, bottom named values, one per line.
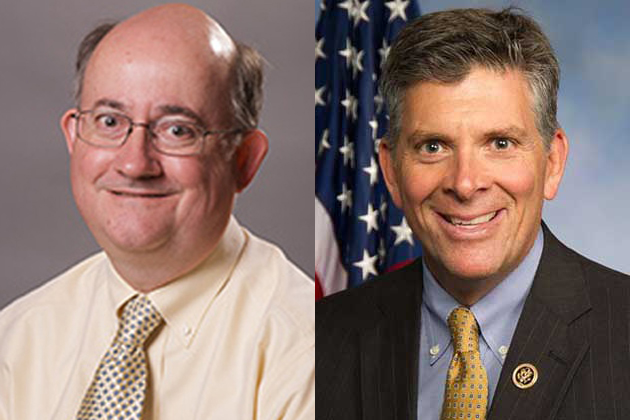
left=81, top=27, right=233, bottom=122
left=400, top=67, right=537, bottom=139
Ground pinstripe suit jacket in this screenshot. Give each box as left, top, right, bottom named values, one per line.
left=316, top=225, right=630, bottom=419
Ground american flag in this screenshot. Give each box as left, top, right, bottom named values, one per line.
left=315, top=0, right=422, bottom=299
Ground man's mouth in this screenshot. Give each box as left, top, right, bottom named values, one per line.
left=441, top=210, right=499, bottom=226
left=109, top=190, right=173, bottom=198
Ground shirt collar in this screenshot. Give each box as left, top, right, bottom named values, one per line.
left=422, top=227, right=544, bottom=365
left=105, top=215, right=247, bottom=348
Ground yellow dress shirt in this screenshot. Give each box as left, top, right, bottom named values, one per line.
left=0, top=217, right=314, bottom=420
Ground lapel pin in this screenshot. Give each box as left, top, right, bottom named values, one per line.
left=512, top=363, right=538, bottom=389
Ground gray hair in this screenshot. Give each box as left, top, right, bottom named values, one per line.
left=381, top=7, right=559, bottom=151
left=73, top=22, right=264, bottom=134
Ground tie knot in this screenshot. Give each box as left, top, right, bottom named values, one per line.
left=116, top=295, right=163, bottom=349
left=447, top=307, right=480, bottom=354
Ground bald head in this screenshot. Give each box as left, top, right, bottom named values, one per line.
left=74, top=4, right=263, bottom=131
left=104, top=4, right=236, bottom=60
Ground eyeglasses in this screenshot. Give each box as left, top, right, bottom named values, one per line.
left=71, top=109, right=244, bottom=156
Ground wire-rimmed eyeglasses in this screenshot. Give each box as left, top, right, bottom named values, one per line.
left=71, top=109, right=245, bottom=157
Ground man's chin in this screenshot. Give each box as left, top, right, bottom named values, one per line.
left=96, top=228, right=173, bottom=256
left=427, top=251, right=509, bottom=284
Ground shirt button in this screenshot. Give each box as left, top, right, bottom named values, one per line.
left=498, top=345, right=508, bottom=355
left=183, top=325, right=192, bottom=336
left=429, top=344, right=440, bottom=356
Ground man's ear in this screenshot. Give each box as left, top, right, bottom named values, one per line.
left=378, top=139, right=403, bottom=208
left=543, top=128, right=569, bottom=200
left=233, top=129, right=269, bottom=192
left=60, top=109, right=78, bottom=154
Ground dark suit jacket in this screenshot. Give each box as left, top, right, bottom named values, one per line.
left=317, top=225, right=630, bottom=419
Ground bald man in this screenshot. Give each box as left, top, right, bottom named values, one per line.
left=0, top=5, right=313, bottom=420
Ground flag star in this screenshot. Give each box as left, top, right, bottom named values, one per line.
left=316, top=38, right=326, bottom=60
left=369, top=118, right=378, bottom=139
left=378, top=39, right=391, bottom=64
left=341, top=89, right=358, bottom=120
left=320, top=0, right=327, bottom=11
left=339, top=136, right=355, bottom=167
left=385, top=0, right=410, bottom=22
left=374, top=91, right=384, bottom=113
left=378, top=238, right=387, bottom=263
left=380, top=199, right=388, bottom=220
left=338, top=0, right=353, bottom=13
left=362, top=156, right=378, bottom=186
left=352, top=0, right=370, bottom=27
left=359, top=203, right=379, bottom=233
left=318, top=129, right=330, bottom=156
left=339, top=0, right=370, bottom=27
left=351, top=49, right=365, bottom=77
left=353, top=250, right=378, bottom=280
left=391, top=217, right=414, bottom=246
left=337, top=183, right=353, bottom=213
left=339, top=38, right=353, bottom=68
left=315, top=86, right=326, bottom=106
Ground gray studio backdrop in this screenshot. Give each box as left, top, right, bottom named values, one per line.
left=316, top=0, right=630, bottom=277
left=0, top=1, right=313, bottom=310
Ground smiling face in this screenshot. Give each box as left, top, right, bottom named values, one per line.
left=60, top=7, right=267, bottom=287
left=380, top=67, right=567, bottom=302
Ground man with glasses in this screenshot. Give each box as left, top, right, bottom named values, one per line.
left=0, top=4, right=313, bottom=420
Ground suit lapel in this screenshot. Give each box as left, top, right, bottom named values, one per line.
left=358, top=261, right=423, bottom=420
left=488, top=225, right=591, bottom=420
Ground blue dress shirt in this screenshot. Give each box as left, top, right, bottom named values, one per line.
left=417, top=228, right=544, bottom=419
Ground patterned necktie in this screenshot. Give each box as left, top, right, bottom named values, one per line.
left=76, top=294, right=163, bottom=420
left=440, top=307, right=488, bottom=420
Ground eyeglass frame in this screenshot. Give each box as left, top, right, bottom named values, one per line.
left=70, top=109, right=249, bottom=157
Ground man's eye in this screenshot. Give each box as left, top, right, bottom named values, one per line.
left=419, top=141, right=443, bottom=154
left=95, top=114, right=122, bottom=129
left=168, top=124, right=194, bottom=137
left=492, top=137, right=512, bottom=150
left=159, top=121, right=198, bottom=141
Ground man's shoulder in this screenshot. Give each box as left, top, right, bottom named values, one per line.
left=317, top=259, right=422, bottom=332
left=0, top=252, right=107, bottom=333
left=543, top=226, right=630, bottom=291
left=236, top=227, right=314, bottom=334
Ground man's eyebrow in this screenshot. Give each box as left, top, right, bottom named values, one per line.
left=484, top=126, right=529, bottom=139
left=404, top=126, right=530, bottom=144
left=157, top=105, right=206, bottom=127
left=405, top=130, right=450, bottom=145
left=92, top=98, right=127, bottom=112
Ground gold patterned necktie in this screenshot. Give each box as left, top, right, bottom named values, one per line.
left=440, top=307, right=488, bottom=420
left=76, top=294, right=163, bottom=420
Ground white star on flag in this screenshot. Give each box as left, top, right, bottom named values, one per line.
left=362, top=156, right=378, bottom=186
left=369, top=118, right=378, bottom=140
left=316, top=38, right=326, bottom=60
left=339, top=135, right=355, bottom=168
left=339, top=37, right=354, bottom=68
left=341, top=89, right=358, bottom=120
left=359, top=203, right=379, bottom=233
left=353, top=250, right=378, bottom=280
left=336, top=183, right=353, bottom=213
left=351, top=0, right=370, bottom=27
left=318, top=129, right=330, bottom=156
left=378, top=39, right=391, bottom=63
left=385, top=0, right=410, bottom=22
left=351, top=49, right=365, bottom=77
left=315, top=86, right=326, bottom=106
left=391, top=217, right=414, bottom=245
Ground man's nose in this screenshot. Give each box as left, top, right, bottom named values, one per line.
left=443, top=147, right=490, bottom=201
left=112, top=125, right=163, bottom=179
